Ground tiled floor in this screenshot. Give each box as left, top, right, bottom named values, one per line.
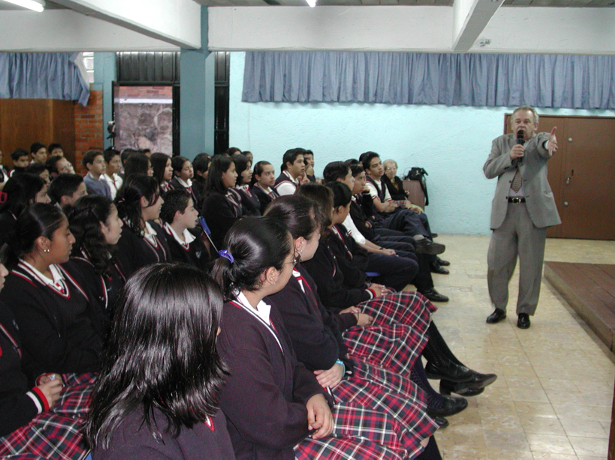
left=429, top=235, right=615, bottom=460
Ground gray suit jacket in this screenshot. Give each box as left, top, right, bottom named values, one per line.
left=484, top=132, right=561, bottom=230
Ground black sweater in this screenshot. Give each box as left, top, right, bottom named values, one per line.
left=201, top=190, right=242, bottom=251
left=115, top=221, right=171, bottom=278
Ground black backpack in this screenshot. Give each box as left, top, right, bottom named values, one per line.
left=405, top=167, right=429, bottom=206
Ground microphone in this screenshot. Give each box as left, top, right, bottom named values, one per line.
left=513, top=130, right=525, bottom=167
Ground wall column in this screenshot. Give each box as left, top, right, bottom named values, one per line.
left=93, top=52, right=116, bottom=150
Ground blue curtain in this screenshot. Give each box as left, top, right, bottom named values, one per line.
left=242, top=51, right=615, bottom=110
left=0, top=53, right=90, bottom=106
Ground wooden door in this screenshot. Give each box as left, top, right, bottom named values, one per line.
left=504, top=115, right=615, bottom=240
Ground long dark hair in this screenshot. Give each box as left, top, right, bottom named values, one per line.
left=233, top=154, right=251, bottom=187
left=150, top=152, right=170, bottom=186
left=67, top=195, right=117, bottom=276
left=0, top=173, right=46, bottom=217
left=296, top=183, right=333, bottom=229
left=123, top=153, right=150, bottom=180
left=115, top=175, right=159, bottom=235
left=264, top=195, right=320, bottom=241
left=205, top=155, right=234, bottom=195
left=211, top=217, right=291, bottom=299
left=2, top=203, right=65, bottom=270
left=84, top=263, right=228, bottom=449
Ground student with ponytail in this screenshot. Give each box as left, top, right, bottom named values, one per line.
left=213, top=218, right=409, bottom=460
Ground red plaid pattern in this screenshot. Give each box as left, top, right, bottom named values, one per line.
left=360, top=291, right=436, bottom=332
left=0, top=373, right=96, bottom=460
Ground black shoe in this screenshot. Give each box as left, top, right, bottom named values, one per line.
left=433, top=416, right=449, bottom=429
left=436, top=257, right=450, bottom=266
left=415, top=239, right=445, bottom=256
left=440, top=371, right=497, bottom=394
left=427, top=396, right=468, bottom=418
left=431, top=233, right=439, bottom=238
left=425, top=361, right=474, bottom=383
left=430, top=261, right=449, bottom=275
left=486, top=309, right=506, bottom=324
left=440, top=380, right=485, bottom=397
left=517, top=313, right=531, bottom=329
left=419, top=288, right=449, bottom=302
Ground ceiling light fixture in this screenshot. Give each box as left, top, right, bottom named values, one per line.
left=306, top=0, right=317, bottom=7
left=2, top=0, right=45, bottom=12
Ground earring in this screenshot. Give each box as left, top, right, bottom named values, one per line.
left=43, top=249, right=50, bottom=253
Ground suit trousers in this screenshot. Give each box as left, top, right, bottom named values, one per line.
left=487, top=202, right=547, bottom=316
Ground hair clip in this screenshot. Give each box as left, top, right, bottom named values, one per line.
left=218, top=249, right=234, bottom=264
left=116, top=198, right=125, bottom=204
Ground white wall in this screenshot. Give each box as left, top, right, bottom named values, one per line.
left=229, top=52, right=615, bottom=235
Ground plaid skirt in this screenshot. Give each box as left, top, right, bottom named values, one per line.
left=343, top=291, right=435, bottom=376
left=295, top=360, right=438, bottom=460
left=0, top=373, right=96, bottom=460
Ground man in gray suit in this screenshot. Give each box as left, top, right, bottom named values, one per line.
left=484, top=106, right=561, bottom=329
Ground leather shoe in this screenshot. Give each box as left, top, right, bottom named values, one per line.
left=517, top=313, right=531, bottom=329
left=436, top=257, right=450, bottom=266
left=419, top=288, right=449, bottom=302
left=427, top=396, right=468, bottom=418
left=433, top=416, right=449, bottom=429
left=486, top=309, right=506, bottom=324
left=440, top=371, right=497, bottom=394
left=415, top=238, right=445, bottom=256
left=425, top=361, right=474, bottom=383
left=440, top=380, right=484, bottom=397
left=431, top=233, right=439, bottom=238
left=430, top=261, right=449, bottom=275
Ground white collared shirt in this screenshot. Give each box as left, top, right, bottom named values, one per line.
left=20, top=260, right=63, bottom=286
left=236, top=291, right=272, bottom=325
left=177, top=177, right=192, bottom=189
left=164, top=222, right=196, bottom=246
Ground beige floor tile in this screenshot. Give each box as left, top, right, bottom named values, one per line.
left=426, top=235, right=615, bottom=459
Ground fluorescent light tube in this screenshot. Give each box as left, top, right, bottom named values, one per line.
left=2, top=0, right=45, bottom=12
left=306, top=0, right=317, bottom=7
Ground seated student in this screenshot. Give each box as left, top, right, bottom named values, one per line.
left=0, top=203, right=106, bottom=374
left=264, top=197, right=444, bottom=456
left=303, top=150, right=317, bottom=182
left=360, top=152, right=445, bottom=261
left=192, top=153, right=211, bottom=210
left=123, top=152, right=152, bottom=180
left=0, top=149, right=7, bottom=191
left=201, top=155, right=242, bottom=250
left=160, top=189, right=210, bottom=271
left=382, top=159, right=409, bottom=201
left=250, top=160, right=279, bottom=214
left=170, top=156, right=200, bottom=206
left=85, top=263, right=234, bottom=460
left=226, top=147, right=241, bottom=156
left=0, top=174, right=49, bottom=247
left=9, top=148, right=29, bottom=177
left=151, top=152, right=174, bottom=194
left=45, top=155, right=72, bottom=181
left=67, top=195, right=126, bottom=318
left=274, top=148, right=306, bottom=196
left=24, top=162, right=51, bottom=186
left=214, top=218, right=416, bottom=460
left=115, top=175, right=170, bottom=278
left=101, top=149, right=123, bottom=200
left=0, top=262, right=63, bottom=438
left=30, top=142, right=47, bottom=165
left=233, top=154, right=261, bottom=216
left=119, top=148, right=137, bottom=177
left=48, top=173, right=87, bottom=209
left=83, top=150, right=112, bottom=199
left=47, top=142, right=64, bottom=158
left=242, top=150, right=253, bottom=163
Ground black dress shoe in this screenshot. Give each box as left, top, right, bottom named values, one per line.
left=419, top=288, right=449, bottom=302
left=425, top=361, right=474, bottom=383
left=486, top=309, right=506, bottom=324
left=427, top=396, right=468, bottom=418
left=517, top=313, right=531, bottom=329
left=440, top=380, right=484, bottom=397
left=415, top=239, right=445, bottom=256
left=433, top=416, right=449, bottom=429
left=431, top=233, right=439, bottom=238
left=440, top=371, right=497, bottom=394
left=436, top=257, right=450, bottom=266
left=430, top=261, right=449, bottom=275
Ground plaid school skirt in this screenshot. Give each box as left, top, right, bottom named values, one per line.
left=0, top=373, right=96, bottom=460
left=344, top=291, right=435, bottom=376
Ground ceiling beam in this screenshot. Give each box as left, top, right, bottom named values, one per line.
left=452, top=0, right=504, bottom=52
left=51, top=0, right=202, bottom=49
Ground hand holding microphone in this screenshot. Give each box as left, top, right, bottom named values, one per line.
left=510, top=129, right=525, bottom=165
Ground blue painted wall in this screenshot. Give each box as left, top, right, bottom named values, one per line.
left=229, top=52, right=615, bottom=235
left=93, top=52, right=116, bottom=150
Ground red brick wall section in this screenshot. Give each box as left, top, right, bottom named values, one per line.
left=117, top=86, right=172, bottom=99
left=74, top=90, right=103, bottom=176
